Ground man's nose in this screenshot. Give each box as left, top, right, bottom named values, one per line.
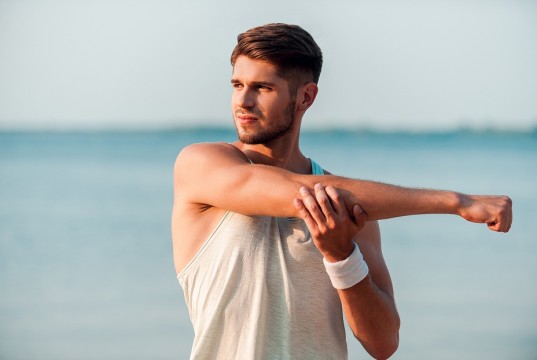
left=236, top=88, right=255, bottom=108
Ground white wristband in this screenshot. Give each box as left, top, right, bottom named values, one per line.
left=323, top=242, right=369, bottom=289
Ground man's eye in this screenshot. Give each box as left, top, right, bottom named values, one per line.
left=232, top=83, right=243, bottom=89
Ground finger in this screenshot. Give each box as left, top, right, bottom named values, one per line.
left=488, top=217, right=508, bottom=233
left=293, top=198, right=318, bottom=231
left=324, top=185, right=346, bottom=217
left=497, top=200, right=513, bottom=233
left=487, top=221, right=500, bottom=232
left=352, top=205, right=368, bottom=231
left=501, top=211, right=512, bottom=233
left=499, top=196, right=513, bottom=233
left=506, top=201, right=513, bottom=232
left=314, top=183, right=336, bottom=223
left=299, top=186, right=326, bottom=225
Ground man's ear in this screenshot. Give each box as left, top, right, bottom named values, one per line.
left=297, top=82, right=318, bottom=112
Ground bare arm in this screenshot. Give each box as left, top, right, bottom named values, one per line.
left=175, top=142, right=512, bottom=231
left=339, top=226, right=399, bottom=360
left=294, top=185, right=399, bottom=359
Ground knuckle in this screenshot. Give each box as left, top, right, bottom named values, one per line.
left=331, top=190, right=341, bottom=201
left=326, top=185, right=337, bottom=193
left=326, top=219, right=337, bottom=230
left=318, top=196, right=330, bottom=207
left=326, top=186, right=340, bottom=198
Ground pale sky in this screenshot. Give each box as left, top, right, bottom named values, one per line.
left=1, top=0, right=536, bottom=130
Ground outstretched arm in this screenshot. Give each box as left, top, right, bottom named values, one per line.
left=175, top=142, right=512, bottom=232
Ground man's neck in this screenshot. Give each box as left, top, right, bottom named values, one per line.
left=233, top=139, right=311, bottom=175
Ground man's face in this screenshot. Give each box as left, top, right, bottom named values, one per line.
left=231, top=56, right=296, bottom=144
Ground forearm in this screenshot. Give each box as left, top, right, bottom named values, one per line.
left=307, top=175, right=461, bottom=221
left=339, top=275, right=400, bottom=360
left=300, top=175, right=511, bottom=232
left=221, top=168, right=462, bottom=221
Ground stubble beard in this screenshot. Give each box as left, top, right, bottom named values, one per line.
left=235, top=100, right=296, bottom=145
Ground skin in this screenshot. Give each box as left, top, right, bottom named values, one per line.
left=294, top=184, right=399, bottom=359
left=172, top=55, right=512, bottom=359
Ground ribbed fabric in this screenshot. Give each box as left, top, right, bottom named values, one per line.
left=177, top=159, right=348, bottom=360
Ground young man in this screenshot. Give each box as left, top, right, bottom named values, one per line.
left=172, top=23, right=512, bottom=359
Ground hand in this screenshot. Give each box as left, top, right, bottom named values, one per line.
left=457, top=194, right=513, bottom=232
left=294, top=183, right=368, bottom=262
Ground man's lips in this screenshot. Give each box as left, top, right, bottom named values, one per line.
left=236, top=113, right=259, bottom=124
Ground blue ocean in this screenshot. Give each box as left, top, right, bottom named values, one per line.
left=1, top=128, right=536, bottom=360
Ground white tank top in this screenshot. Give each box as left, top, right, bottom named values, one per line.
left=177, top=160, right=348, bottom=359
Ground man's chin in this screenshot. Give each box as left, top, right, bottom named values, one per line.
left=238, top=134, right=262, bottom=145
left=238, top=130, right=290, bottom=145
left=236, top=126, right=263, bottom=144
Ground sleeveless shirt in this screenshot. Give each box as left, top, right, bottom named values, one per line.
left=177, top=159, right=348, bottom=359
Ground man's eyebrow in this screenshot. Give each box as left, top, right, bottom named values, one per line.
left=230, top=79, right=277, bottom=87
left=253, top=81, right=277, bottom=87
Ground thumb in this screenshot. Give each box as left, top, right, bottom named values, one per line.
left=352, top=204, right=368, bottom=230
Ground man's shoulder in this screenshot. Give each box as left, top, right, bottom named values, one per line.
left=175, top=142, right=247, bottom=169
left=177, top=141, right=238, bottom=158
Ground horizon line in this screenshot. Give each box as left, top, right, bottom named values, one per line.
left=1, top=124, right=536, bottom=135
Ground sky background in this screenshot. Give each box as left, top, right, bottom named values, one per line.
left=1, top=0, right=536, bottom=131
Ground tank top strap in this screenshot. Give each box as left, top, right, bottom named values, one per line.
left=240, top=148, right=323, bottom=175
left=310, top=158, right=324, bottom=175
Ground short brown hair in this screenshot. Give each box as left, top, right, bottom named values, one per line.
left=230, top=23, right=323, bottom=91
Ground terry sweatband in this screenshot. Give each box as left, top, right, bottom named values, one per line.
left=323, top=242, right=369, bottom=289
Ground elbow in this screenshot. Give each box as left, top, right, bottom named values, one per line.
left=369, top=338, right=399, bottom=360
left=360, top=335, right=399, bottom=360
left=357, top=320, right=400, bottom=359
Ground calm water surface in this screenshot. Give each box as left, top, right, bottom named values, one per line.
left=1, top=129, right=536, bottom=359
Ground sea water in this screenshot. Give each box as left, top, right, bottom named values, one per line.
left=0, top=128, right=536, bottom=360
